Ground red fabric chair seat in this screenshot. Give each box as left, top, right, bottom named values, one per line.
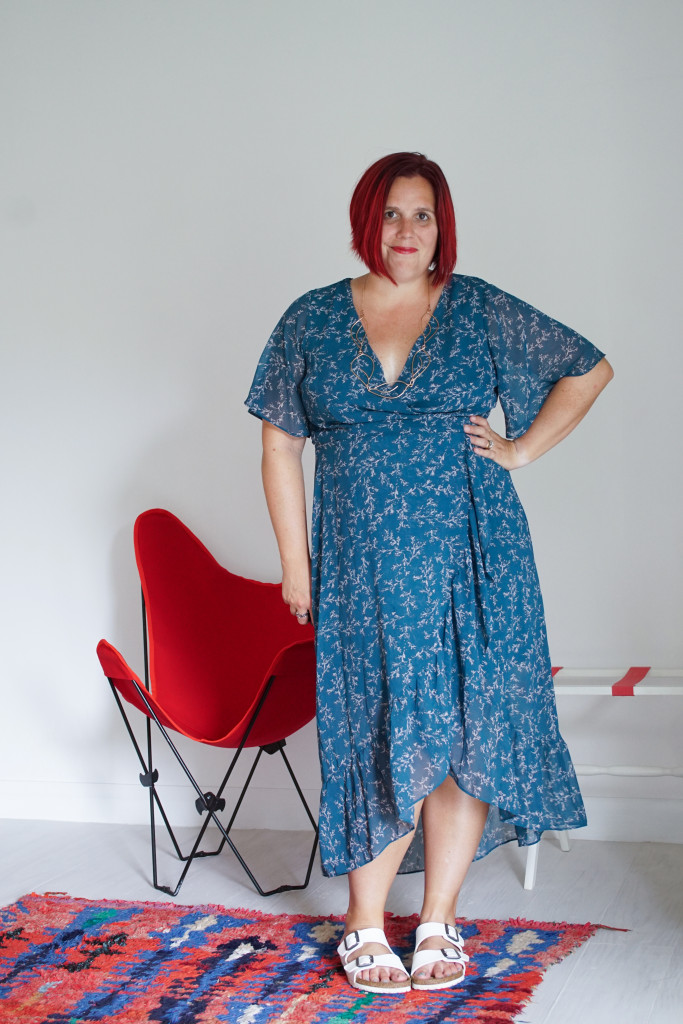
left=96, top=508, right=318, bottom=897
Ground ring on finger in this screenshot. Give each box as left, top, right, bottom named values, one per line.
left=295, top=611, right=309, bottom=620
left=486, top=439, right=494, bottom=450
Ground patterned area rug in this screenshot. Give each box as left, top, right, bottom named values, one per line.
left=0, top=893, right=599, bottom=1023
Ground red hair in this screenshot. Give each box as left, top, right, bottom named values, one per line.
left=350, top=152, right=457, bottom=285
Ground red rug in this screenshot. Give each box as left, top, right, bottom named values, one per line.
left=0, top=893, right=600, bottom=1022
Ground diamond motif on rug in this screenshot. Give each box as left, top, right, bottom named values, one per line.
left=0, top=893, right=600, bottom=1023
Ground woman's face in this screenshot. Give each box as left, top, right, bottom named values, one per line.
left=381, top=175, right=438, bottom=283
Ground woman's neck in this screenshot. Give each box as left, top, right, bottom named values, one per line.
left=353, top=271, right=438, bottom=316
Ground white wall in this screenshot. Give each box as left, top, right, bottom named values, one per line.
left=1, top=1, right=682, bottom=840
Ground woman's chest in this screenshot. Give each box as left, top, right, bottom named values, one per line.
left=300, top=302, right=498, bottom=427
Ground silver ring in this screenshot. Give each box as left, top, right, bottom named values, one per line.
left=486, top=439, right=494, bottom=450
left=295, top=611, right=309, bottom=620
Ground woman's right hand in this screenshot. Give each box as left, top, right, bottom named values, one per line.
left=282, top=567, right=311, bottom=624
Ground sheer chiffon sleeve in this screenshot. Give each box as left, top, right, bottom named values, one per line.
left=484, top=284, right=605, bottom=439
left=245, top=296, right=310, bottom=438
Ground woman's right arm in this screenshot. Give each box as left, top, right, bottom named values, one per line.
left=261, top=419, right=311, bottom=623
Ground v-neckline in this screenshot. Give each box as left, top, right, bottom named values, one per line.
left=346, top=277, right=449, bottom=385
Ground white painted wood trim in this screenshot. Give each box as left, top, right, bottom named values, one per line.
left=575, top=765, right=683, bottom=777
left=524, top=671, right=683, bottom=888
left=553, top=668, right=683, bottom=695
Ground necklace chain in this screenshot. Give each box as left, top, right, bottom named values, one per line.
left=350, top=278, right=438, bottom=399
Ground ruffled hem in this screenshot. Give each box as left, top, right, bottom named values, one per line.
left=318, top=736, right=587, bottom=878
left=398, top=774, right=587, bottom=876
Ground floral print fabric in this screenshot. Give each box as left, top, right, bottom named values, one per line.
left=246, top=275, right=603, bottom=877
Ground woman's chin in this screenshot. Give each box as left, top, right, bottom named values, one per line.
left=382, top=259, right=431, bottom=284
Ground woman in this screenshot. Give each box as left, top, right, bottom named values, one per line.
left=246, top=152, right=613, bottom=994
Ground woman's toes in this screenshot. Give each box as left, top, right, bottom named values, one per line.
left=413, top=932, right=464, bottom=982
left=359, top=964, right=401, bottom=984
left=342, top=936, right=409, bottom=988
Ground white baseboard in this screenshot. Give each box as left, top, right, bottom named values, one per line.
left=0, top=779, right=321, bottom=831
left=1, top=782, right=681, bottom=844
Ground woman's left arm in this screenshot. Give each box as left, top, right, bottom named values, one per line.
left=464, top=357, right=614, bottom=469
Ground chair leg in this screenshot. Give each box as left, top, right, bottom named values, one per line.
left=109, top=683, right=189, bottom=864
left=277, top=745, right=319, bottom=889
left=145, top=715, right=159, bottom=890
left=129, top=693, right=262, bottom=897
left=203, top=742, right=319, bottom=894
left=279, top=745, right=319, bottom=833
left=523, top=831, right=571, bottom=890
left=557, top=829, right=571, bottom=852
left=193, top=739, right=319, bottom=896
left=113, top=676, right=319, bottom=897
left=524, top=839, right=540, bottom=890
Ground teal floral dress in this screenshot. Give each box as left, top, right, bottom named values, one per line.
left=246, top=275, right=603, bottom=877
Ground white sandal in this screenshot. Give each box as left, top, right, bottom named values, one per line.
left=410, top=922, right=469, bottom=991
left=337, top=927, right=411, bottom=994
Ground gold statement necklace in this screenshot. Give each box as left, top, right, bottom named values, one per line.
left=350, top=277, right=439, bottom=399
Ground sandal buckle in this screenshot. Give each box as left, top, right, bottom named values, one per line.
left=355, top=954, right=375, bottom=968
left=343, top=931, right=360, bottom=952
left=441, top=946, right=461, bottom=960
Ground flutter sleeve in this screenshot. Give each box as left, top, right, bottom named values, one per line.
left=484, top=283, right=605, bottom=439
left=245, top=295, right=310, bottom=438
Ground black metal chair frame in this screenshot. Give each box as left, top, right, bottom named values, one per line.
left=106, top=593, right=319, bottom=898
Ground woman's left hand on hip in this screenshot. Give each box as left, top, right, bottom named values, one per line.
left=464, top=415, right=525, bottom=470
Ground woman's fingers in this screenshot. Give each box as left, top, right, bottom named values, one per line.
left=282, top=575, right=311, bottom=623
left=285, top=593, right=311, bottom=623
left=464, top=415, right=498, bottom=453
left=464, top=416, right=521, bottom=469
left=286, top=596, right=310, bottom=622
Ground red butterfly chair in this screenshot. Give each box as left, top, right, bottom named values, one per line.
left=96, top=508, right=318, bottom=897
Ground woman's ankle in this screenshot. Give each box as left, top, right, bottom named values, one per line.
left=343, top=914, right=386, bottom=938
left=418, top=904, right=457, bottom=927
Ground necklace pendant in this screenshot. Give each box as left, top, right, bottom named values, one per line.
left=349, top=281, right=439, bottom=399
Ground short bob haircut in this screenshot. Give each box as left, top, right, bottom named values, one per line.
left=350, top=152, right=457, bottom=286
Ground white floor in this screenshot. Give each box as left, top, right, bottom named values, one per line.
left=2, top=820, right=682, bottom=1023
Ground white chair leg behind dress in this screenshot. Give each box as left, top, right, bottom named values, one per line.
left=524, top=831, right=571, bottom=890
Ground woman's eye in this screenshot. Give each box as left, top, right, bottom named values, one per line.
left=383, top=210, right=397, bottom=219
left=416, top=212, right=430, bottom=222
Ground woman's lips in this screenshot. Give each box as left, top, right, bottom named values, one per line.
left=392, top=246, right=418, bottom=254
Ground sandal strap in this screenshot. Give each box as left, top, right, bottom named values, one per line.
left=337, top=928, right=409, bottom=983
left=411, top=921, right=469, bottom=977
left=336, top=928, right=390, bottom=960
left=411, top=945, right=469, bottom=974
left=414, top=921, right=465, bottom=950
left=343, top=951, right=409, bottom=981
